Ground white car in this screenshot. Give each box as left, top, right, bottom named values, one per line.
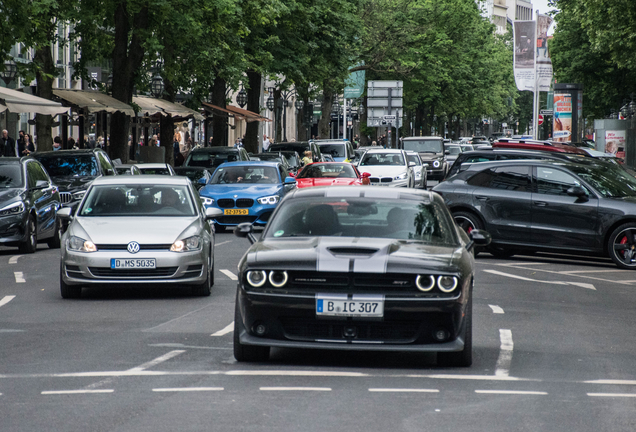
left=135, top=163, right=176, bottom=176
left=405, top=151, right=427, bottom=189
left=357, top=149, right=415, bottom=187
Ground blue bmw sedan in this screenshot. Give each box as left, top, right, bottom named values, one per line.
left=199, top=161, right=296, bottom=230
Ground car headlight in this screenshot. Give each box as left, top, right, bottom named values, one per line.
left=201, top=197, right=214, bottom=206
left=437, top=275, right=458, bottom=292
left=73, top=191, right=86, bottom=200
left=0, top=201, right=25, bottom=217
left=170, top=235, right=202, bottom=252
left=432, top=160, right=441, bottom=168
left=257, top=195, right=280, bottom=205
left=268, top=270, right=288, bottom=287
left=246, top=270, right=267, bottom=287
left=416, top=275, right=435, bottom=292
left=67, top=235, right=98, bottom=252
left=394, top=173, right=408, bottom=180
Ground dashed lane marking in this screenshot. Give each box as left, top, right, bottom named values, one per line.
left=153, top=387, right=224, bottom=392
left=584, top=379, right=636, bottom=385
left=486, top=263, right=621, bottom=287
left=42, top=389, right=114, bottom=395
left=495, top=329, right=514, bottom=377
left=0, top=296, right=16, bottom=308
left=211, top=322, right=234, bottom=337
left=488, top=305, right=504, bottom=314
left=588, top=393, right=636, bottom=398
left=14, top=272, right=25, bottom=283
left=476, top=390, right=547, bottom=395
left=215, top=240, right=232, bottom=246
left=8, top=255, right=23, bottom=264
left=126, top=350, right=185, bottom=372
left=484, top=269, right=596, bottom=290
left=369, top=388, right=439, bottom=393
left=220, top=269, right=238, bottom=281
left=260, top=387, right=331, bottom=391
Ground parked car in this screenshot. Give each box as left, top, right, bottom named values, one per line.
left=313, top=140, right=355, bottom=162
left=57, top=175, right=219, bottom=298
left=294, top=162, right=370, bottom=188
left=401, top=136, right=448, bottom=181
left=445, top=144, right=463, bottom=166
left=433, top=158, right=636, bottom=269
left=278, top=151, right=303, bottom=174
left=232, top=186, right=491, bottom=365
left=174, top=166, right=213, bottom=191
left=0, top=157, right=62, bottom=253
left=268, top=142, right=323, bottom=163
left=31, top=148, right=117, bottom=211
left=184, top=147, right=250, bottom=170
left=492, top=138, right=590, bottom=156
left=405, top=151, right=427, bottom=189
left=351, top=146, right=377, bottom=165
left=198, top=161, right=296, bottom=230
left=135, top=163, right=176, bottom=176
left=358, top=149, right=416, bottom=188
left=114, top=164, right=141, bottom=176
left=249, top=153, right=293, bottom=173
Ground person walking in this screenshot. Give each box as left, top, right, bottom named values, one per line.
left=1, top=130, right=16, bottom=157
left=22, top=134, right=35, bottom=155
left=263, top=134, right=271, bottom=151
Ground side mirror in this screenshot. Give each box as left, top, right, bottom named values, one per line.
left=198, top=177, right=207, bottom=185
left=567, top=185, right=588, bottom=199
left=408, top=161, right=416, bottom=167
left=34, top=180, right=49, bottom=189
left=422, top=163, right=429, bottom=168
left=444, top=150, right=450, bottom=155
left=284, top=177, right=297, bottom=185
left=57, top=207, right=73, bottom=220
left=234, top=222, right=257, bottom=244
left=288, top=172, right=296, bottom=177
left=467, top=229, right=491, bottom=251
left=205, top=207, right=223, bottom=220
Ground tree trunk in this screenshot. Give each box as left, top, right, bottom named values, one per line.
left=34, top=46, right=55, bottom=151
left=212, top=76, right=228, bottom=147
left=415, top=105, right=424, bottom=137
left=274, top=89, right=282, bottom=142
left=359, top=95, right=368, bottom=146
left=318, top=86, right=333, bottom=139
left=244, top=70, right=261, bottom=154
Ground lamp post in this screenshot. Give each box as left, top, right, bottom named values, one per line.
left=151, top=73, right=164, bottom=98
left=0, top=59, right=17, bottom=86
left=236, top=86, right=247, bottom=108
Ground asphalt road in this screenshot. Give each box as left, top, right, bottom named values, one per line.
left=2, top=232, right=636, bottom=431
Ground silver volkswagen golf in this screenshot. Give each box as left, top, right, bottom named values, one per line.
left=58, top=175, right=222, bottom=298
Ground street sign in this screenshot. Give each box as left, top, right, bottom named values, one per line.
left=538, top=114, right=544, bottom=125
left=367, top=107, right=403, bottom=119
left=368, top=80, right=403, bottom=89
left=367, top=98, right=403, bottom=108
left=383, top=115, right=396, bottom=121
left=540, top=109, right=553, bottom=116
left=367, top=87, right=404, bottom=98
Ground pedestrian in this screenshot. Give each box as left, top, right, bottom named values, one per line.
left=1, top=129, right=16, bottom=156
left=96, top=136, right=104, bottom=148
left=233, top=138, right=243, bottom=148
left=68, top=136, right=77, bottom=149
left=372, top=140, right=377, bottom=146
left=263, top=134, right=271, bottom=151
left=88, top=135, right=96, bottom=149
left=302, top=150, right=312, bottom=165
left=207, top=136, right=213, bottom=147
left=149, top=135, right=158, bottom=147
left=180, top=137, right=192, bottom=162
left=53, top=136, right=62, bottom=151
left=22, top=134, right=35, bottom=155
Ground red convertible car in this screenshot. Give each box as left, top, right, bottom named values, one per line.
left=294, top=162, right=371, bottom=188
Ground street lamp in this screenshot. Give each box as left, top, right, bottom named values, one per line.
left=151, top=73, right=164, bottom=98
left=236, top=86, right=247, bottom=108
left=0, top=59, right=17, bottom=86
left=266, top=87, right=275, bottom=111
left=294, top=98, right=304, bottom=111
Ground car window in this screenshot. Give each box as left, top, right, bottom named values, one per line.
left=403, top=139, right=443, bottom=153
left=139, top=167, right=171, bottom=175
left=0, top=164, right=24, bottom=188
left=26, top=161, right=39, bottom=188
left=211, top=166, right=279, bottom=184
left=296, top=164, right=358, bottom=179
left=360, top=152, right=405, bottom=166
left=535, top=167, right=586, bottom=196
left=32, top=162, right=50, bottom=183
left=186, top=151, right=239, bottom=168
left=467, top=166, right=531, bottom=192
left=97, top=152, right=114, bottom=175
left=407, top=155, right=421, bottom=166
left=35, top=154, right=100, bottom=177
left=319, top=144, right=346, bottom=158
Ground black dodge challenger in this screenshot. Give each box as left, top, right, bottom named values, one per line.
left=233, top=186, right=490, bottom=367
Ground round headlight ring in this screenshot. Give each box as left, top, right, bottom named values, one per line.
left=416, top=275, right=435, bottom=292
left=433, top=160, right=441, bottom=168
left=268, top=270, right=288, bottom=288
left=437, top=275, right=458, bottom=293
left=246, top=270, right=267, bottom=287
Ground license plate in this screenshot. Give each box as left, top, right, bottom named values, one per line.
left=316, top=294, right=384, bottom=318
left=224, top=209, right=248, bottom=215
left=110, top=258, right=156, bottom=269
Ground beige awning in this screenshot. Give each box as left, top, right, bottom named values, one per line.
left=0, top=86, right=68, bottom=115
left=133, top=95, right=204, bottom=120
left=53, top=89, right=135, bottom=115
left=202, top=102, right=271, bottom=123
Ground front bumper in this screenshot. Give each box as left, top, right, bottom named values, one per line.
left=368, top=178, right=409, bottom=188
left=0, top=213, right=29, bottom=245
left=425, top=166, right=446, bottom=180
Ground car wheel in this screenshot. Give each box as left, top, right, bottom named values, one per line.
left=488, top=246, right=515, bottom=259
left=608, top=223, right=636, bottom=269
left=233, top=299, right=270, bottom=362
left=438, top=292, right=472, bottom=367
left=47, top=219, right=62, bottom=249
left=453, top=211, right=483, bottom=235
left=192, top=255, right=212, bottom=296
left=60, top=265, right=82, bottom=299
left=19, top=215, right=37, bottom=254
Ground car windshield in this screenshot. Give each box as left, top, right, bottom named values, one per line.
left=403, top=139, right=443, bottom=153
left=265, top=197, right=457, bottom=244
left=79, top=185, right=196, bottom=217
left=296, top=164, right=357, bottom=179
left=282, top=153, right=299, bottom=167
left=210, top=166, right=279, bottom=184
left=446, top=146, right=461, bottom=155
left=360, top=152, right=405, bottom=166
left=569, top=164, right=636, bottom=198
left=256, top=154, right=283, bottom=163
left=0, top=165, right=23, bottom=188
left=406, top=155, right=421, bottom=166
left=176, top=169, right=206, bottom=182
left=36, top=155, right=99, bottom=177
left=319, top=144, right=345, bottom=158
left=460, top=145, right=473, bottom=152
left=270, top=144, right=307, bottom=153
left=186, top=151, right=239, bottom=168
left=139, top=167, right=171, bottom=175
left=115, top=167, right=131, bottom=175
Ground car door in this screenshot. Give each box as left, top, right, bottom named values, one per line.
left=467, top=165, right=533, bottom=242
left=26, top=161, right=55, bottom=237
left=531, top=166, right=600, bottom=250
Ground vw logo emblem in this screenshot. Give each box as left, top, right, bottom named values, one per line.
left=127, top=241, right=140, bottom=254
left=234, top=195, right=238, bottom=198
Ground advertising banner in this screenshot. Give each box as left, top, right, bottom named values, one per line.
left=553, top=92, right=572, bottom=142
left=513, top=21, right=536, bottom=91
left=605, top=130, right=626, bottom=157
left=536, top=14, right=553, bottom=91
left=344, top=63, right=365, bottom=99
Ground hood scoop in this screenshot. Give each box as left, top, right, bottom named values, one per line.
left=327, top=247, right=379, bottom=256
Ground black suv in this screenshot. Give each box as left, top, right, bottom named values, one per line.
left=400, top=136, right=448, bottom=180
left=0, top=157, right=62, bottom=253
left=184, top=146, right=250, bottom=170
left=433, top=158, right=636, bottom=269
left=268, top=142, right=323, bottom=163
left=31, top=149, right=117, bottom=210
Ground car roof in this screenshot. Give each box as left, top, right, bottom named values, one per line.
left=135, top=163, right=171, bottom=168
left=32, top=149, right=100, bottom=156
left=364, top=148, right=404, bottom=154
left=190, top=147, right=238, bottom=153
left=90, top=175, right=190, bottom=186
left=462, top=157, right=607, bottom=172
left=216, top=161, right=280, bottom=168
left=287, top=185, right=437, bottom=202
left=315, top=140, right=346, bottom=145
left=402, top=136, right=442, bottom=140
left=0, top=157, right=23, bottom=164
left=175, top=166, right=209, bottom=171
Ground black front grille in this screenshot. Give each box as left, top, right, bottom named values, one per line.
left=286, top=272, right=413, bottom=292
left=88, top=267, right=178, bottom=278
left=380, top=177, right=393, bottom=183
left=182, top=264, right=203, bottom=278
left=217, top=199, right=235, bottom=208
left=369, top=177, right=380, bottom=183
left=216, top=216, right=257, bottom=224
left=236, top=198, right=254, bottom=208
left=65, top=265, right=83, bottom=279
left=59, top=192, right=73, bottom=203
left=281, top=317, right=420, bottom=342
left=95, top=244, right=172, bottom=251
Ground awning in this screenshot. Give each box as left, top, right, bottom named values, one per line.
left=134, top=95, right=204, bottom=120
left=202, top=102, right=271, bottom=123
left=53, top=89, right=135, bottom=115
left=0, top=86, right=68, bottom=115
left=202, top=102, right=245, bottom=120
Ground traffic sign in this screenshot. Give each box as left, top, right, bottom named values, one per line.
left=538, top=114, right=544, bottom=126
left=540, top=109, right=553, bottom=116
left=383, top=115, right=396, bottom=121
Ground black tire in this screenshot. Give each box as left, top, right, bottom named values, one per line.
left=47, top=219, right=62, bottom=249
left=60, top=265, right=82, bottom=299
left=488, top=246, right=515, bottom=259
left=438, top=293, right=472, bottom=367
left=608, top=223, right=636, bottom=269
left=233, top=299, right=270, bottom=362
left=18, top=215, right=37, bottom=254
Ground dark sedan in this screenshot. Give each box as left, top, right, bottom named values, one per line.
left=433, top=158, right=636, bottom=269
left=232, top=186, right=490, bottom=366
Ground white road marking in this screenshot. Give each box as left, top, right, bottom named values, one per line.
left=127, top=350, right=185, bottom=372
left=488, top=263, right=623, bottom=286
left=0, top=296, right=16, bottom=308
left=8, top=255, right=23, bottom=264
left=42, top=389, right=114, bottom=395
left=148, top=343, right=231, bottom=350
left=227, top=370, right=368, bottom=377
left=220, top=269, right=238, bottom=280
left=215, top=240, right=232, bottom=246
left=559, top=269, right=626, bottom=274
left=260, top=387, right=331, bottom=391
left=584, top=379, right=636, bottom=385
left=495, top=329, right=514, bottom=377
left=369, top=388, right=439, bottom=393
left=14, top=272, right=25, bottom=283
left=475, top=390, right=547, bottom=395
left=153, top=387, right=224, bottom=392
left=488, top=305, right=504, bottom=314
left=484, top=269, right=596, bottom=290
left=211, top=322, right=234, bottom=336
left=588, top=393, right=636, bottom=398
